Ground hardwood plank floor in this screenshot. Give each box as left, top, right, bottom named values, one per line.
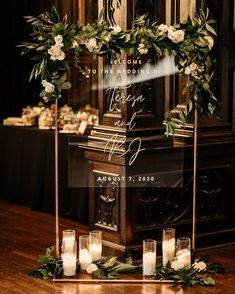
left=0, top=199, right=235, bottom=294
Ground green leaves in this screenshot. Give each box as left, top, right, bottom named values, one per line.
left=29, top=246, right=63, bottom=280
left=91, top=256, right=138, bottom=280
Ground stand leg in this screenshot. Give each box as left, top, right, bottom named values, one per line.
left=192, top=100, right=198, bottom=251
left=55, top=99, right=60, bottom=258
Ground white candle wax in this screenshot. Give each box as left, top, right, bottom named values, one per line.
left=89, top=243, right=102, bottom=261
left=62, top=253, right=77, bottom=276
left=162, top=238, right=175, bottom=266
left=79, top=248, right=92, bottom=270
left=177, top=249, right=191, bottom=267
left=143, top=252, right=156, bottom=276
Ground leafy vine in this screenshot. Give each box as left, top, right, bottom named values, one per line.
left=18, top=6, right=217, bottom=134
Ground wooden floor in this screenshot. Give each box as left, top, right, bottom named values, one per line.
left=0, top=199, right=235, bottom=294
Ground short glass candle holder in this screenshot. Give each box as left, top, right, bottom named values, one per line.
left=62, top=240, right=77, bottom=277
left=89, top=230, right=102, bottom=262
left=143, top=239, right=156, bottom=277
left=162, top=228, right=175, bottom=266
left=62, top=229, right=76, bottom=241
left=176, top=237, right=191, bottom=268
left=79, top=235, right=92, bottom=271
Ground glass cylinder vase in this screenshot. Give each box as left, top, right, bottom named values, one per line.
left=162, top=228, right=175, bottom=266
left=143, top=239, right=156, bottom=277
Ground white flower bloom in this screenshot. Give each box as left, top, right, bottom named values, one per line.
left=173, top=30, right=185, bottom=43
left=48, top=44, right=65, bottom=61
left=185, top=66, right=191, bottom=75
left=86, top=263, right=98, bottom=274
left=190, top=62, right=198, bottom=72
left=204, top=36, right=214, bottom=50
left=171, top=260, right=185, bottom=271
left=168, top=29, right=185, bottom=43
left=138, top=43, right=148, bottom=54
left=158, top=24, right=169, bottom=35
left=193, top=261, right=207, bottom=272
left=54, top=34, right=63, bottom=45
left=85, top=37, right=98, bottom=52
left=72, top=40, right=78, bottom=48
left=110, top=25, right=121, bottom=34
left=41, top=80, right=55, bottom=93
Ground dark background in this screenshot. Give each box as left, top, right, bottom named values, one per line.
left=1, top=0, right=54, bottom=122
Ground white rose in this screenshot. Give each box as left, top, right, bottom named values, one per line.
left=86, top=263, right=98, bottom=274
left=110, top=25, right=121, bottom=34
left=185, top=66, right=191, bottom=75
left=189, top=62, right=198, bottom=72
left=41, top=80, right=55, bottom=93
left=168, top=29, right=185, bottom=43
left=173, top=30, right=185, bottom=43
left=193, top=261, right=207, bottom=272
left=85, top=37, right=98, bottom=52
left=204, top=36, right=214, bottom=50
left=171, top=260, right=185, bottom=271
left=48, top=44, right=65, bottom=61
left=54, top=34, right=63, bottom=45
left=138, top=43, right=148, bottom=54
left=72, top=40, right=78, bottom=48
left=158, top=24, right=168, bottom=36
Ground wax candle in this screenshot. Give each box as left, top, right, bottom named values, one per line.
left=79, top=248, right=92, bottom=270
left=162, top=238, right=175, bottom=266
left=143, top=252, right=156, bottom=276
left=62, top=229, right=76, bottom=241
left=63, top=253, right=77, bottom=276
left=177, top=249, right=191, bottom=267
left=89, top=243, right=102, bottom=261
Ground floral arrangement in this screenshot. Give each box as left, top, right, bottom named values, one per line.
left=29, top=246, right=224, bottom=287
left=18, top=6, right=217, bottom=135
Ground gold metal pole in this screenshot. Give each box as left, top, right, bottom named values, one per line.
left=192, top=96, right=198, bottom=251
left=55, top=99, right=60, bottom=258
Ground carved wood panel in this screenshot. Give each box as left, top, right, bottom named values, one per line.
left=134, top=166, right=228, bottom=231
left=93, top=171, right=119, bottom=231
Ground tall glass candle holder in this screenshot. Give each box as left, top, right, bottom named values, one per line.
left=62, top=229, right=76, bottom=241
left=89, top=230, right=102, bottom=262
left=162, top=228, right=175, bottom=266
left=62, top=240, right=77, bottom=276
left=79, top=235, right=92, bottom=271
left=176, top=237, right=191, bottom=268
left=143, top=239, right=156, bottom=277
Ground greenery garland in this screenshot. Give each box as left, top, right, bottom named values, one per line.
left=18, top=6, right=217, bottom=135
left=29, top=246, right=224, bottom=287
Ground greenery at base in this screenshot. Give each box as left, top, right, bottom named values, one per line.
left=29, top=246, right=225, bottom=287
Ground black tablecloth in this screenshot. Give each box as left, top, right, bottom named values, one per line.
left=0, top=125, right=89, bottom=223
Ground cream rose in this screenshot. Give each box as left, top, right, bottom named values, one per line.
left=168, top=29, right=185, bottom=43
left=204, top=36, right=214, bottom=50
left=41, top=80, right=55, bottom=93
left=54, top=34, right=63, bottom=45
left=193, top=261, right=206, bottom=272
left=86, top=263, right=98, bottom=274
left=48, top=44, right=65, bottom=61
left=138, top=43, right=148, bottom=54
left=158, top=24, right=169, bottom=36
left=85, top=37, right=98, bottom=52
left=110, top=25, right=121, bottom=34
left=171, top=260, right=185, bottom=271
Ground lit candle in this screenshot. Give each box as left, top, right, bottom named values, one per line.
left=79, top=248, right=92, bottom=271
left=62, top=253, right=77, bottom=276
left=89, top=243, right=102, bottom=261
left=143, top=252, right=156, bottom=276
left=176, top=249, right=191, bottom=267
left=162, top=238, right=175, bottom=266
left=62, top=229, right=76, bottom=241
